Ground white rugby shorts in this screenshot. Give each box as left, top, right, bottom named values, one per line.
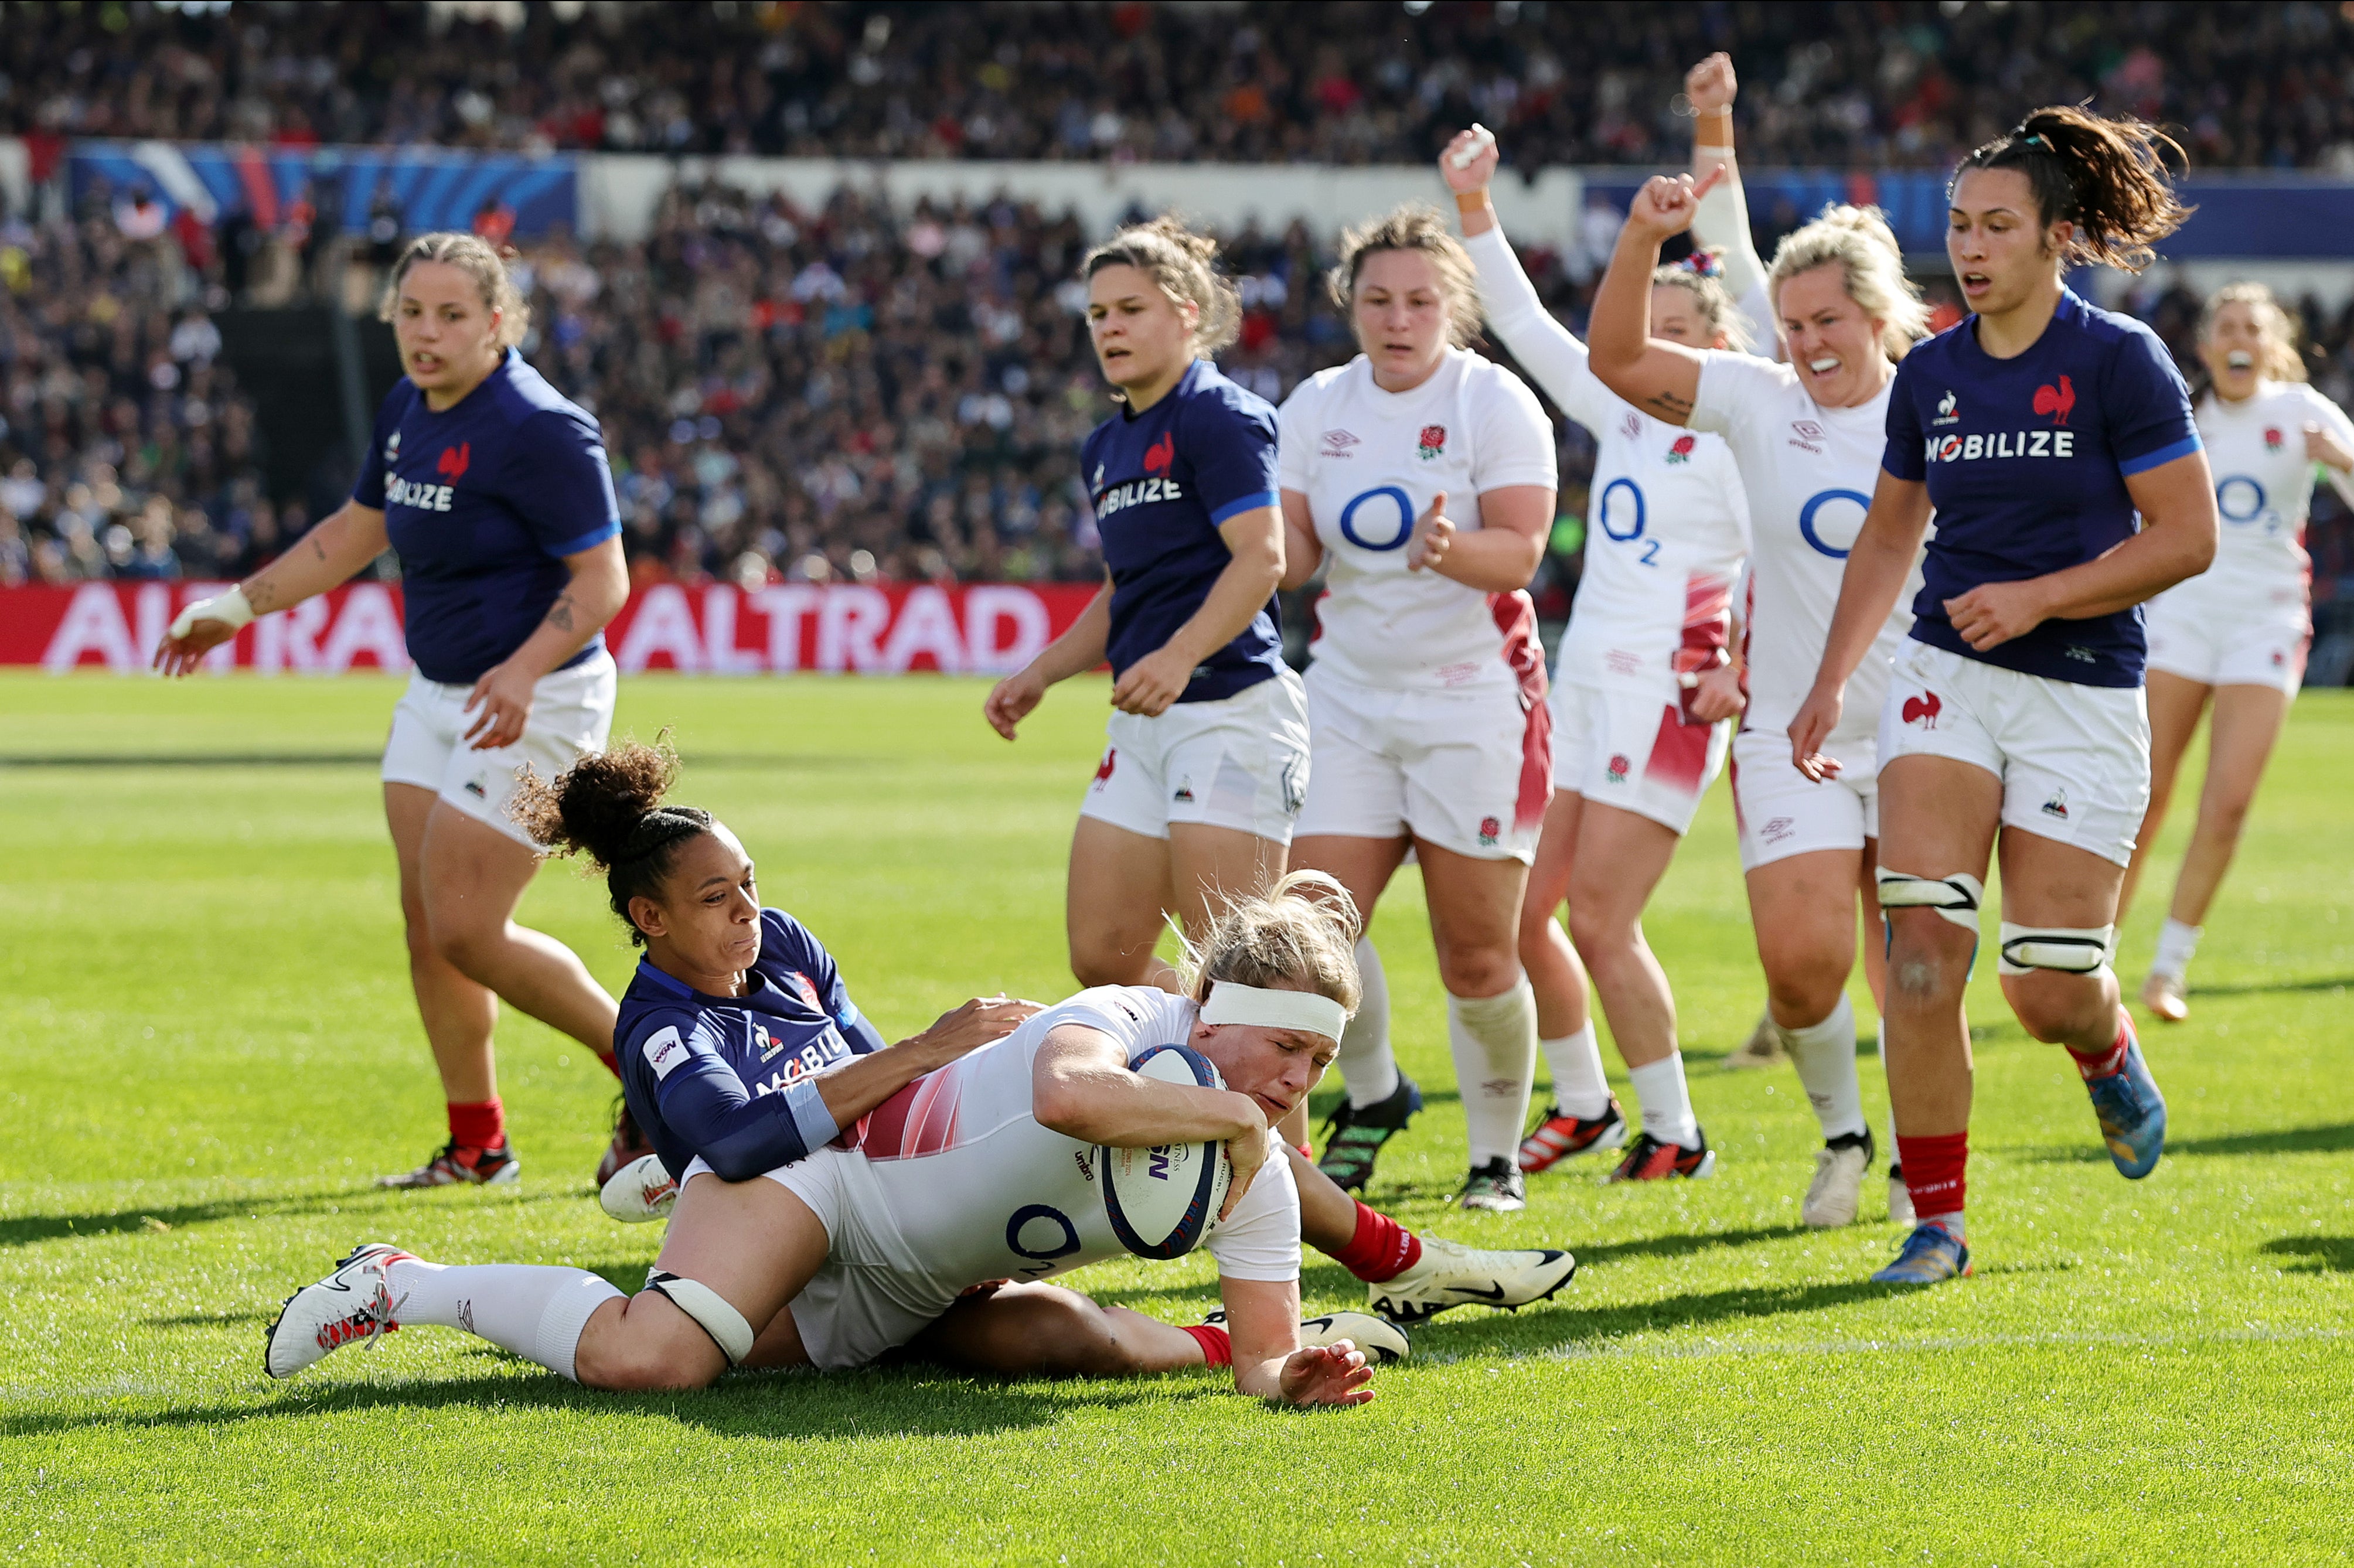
left=2144, top=577, right=2310, bottom=693
left=1294, top=666, right=1551, bottom=863
left=1730, top=727, right=1879, bottom=872
left=1878, top=640, right=2150, bottom=867
left=1551, top=680, right=1729, bottom=838
left=1078, top=667, right=1310, bottom=844
left=381, top=649, right=616, bottom=848
left=684, top=1148, right=950, bottom=1372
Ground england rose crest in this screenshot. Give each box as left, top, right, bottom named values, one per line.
left=1418, top=424, right=1446, bottom=461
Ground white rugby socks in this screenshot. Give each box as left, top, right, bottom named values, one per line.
left=2151, top=918, right=2202, bottom=981
left=1774, top=994, right=1868, bottom=1142
left=1447, top=977, right=1539, bottom=1169
left=1540, top=1022, right=1613, bottom=1121
left=386, top=1257, right=624, bottom=1382
left=1338, top=935, right=1400, bottom=1109
left=1627, top=1052, right=1701, bottom=1150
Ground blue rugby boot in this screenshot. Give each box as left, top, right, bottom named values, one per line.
left=1871, top=1222, right=1972, bottom=1285
left=2083, top=1021, right=2166, bottom=1180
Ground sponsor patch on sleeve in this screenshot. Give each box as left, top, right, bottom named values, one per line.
left=643, top=1024, right=689, bottom=1082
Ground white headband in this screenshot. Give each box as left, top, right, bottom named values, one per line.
left=1199, top=981, right=1349, bottom=1044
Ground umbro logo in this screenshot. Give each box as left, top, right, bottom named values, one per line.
left=1788, top=419, right=1825, bottom=454
left=1320, top=428, right=1360, bottom=457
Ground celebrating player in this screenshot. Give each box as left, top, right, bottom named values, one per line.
left=1436, top=126, right=1753, bottom=1187
left=1276, top=205, right=1559, bottom=1209
left=1585, top=87, right=1928, bottom=1226
left=155, top=233, right=640, bottom=1190
left=1791, top=109, right=2217, bottom=1284
left=267, top=877, right=1400, bottom=1405
left=553, top=740, right=1576, bottom=1334
left=984, top=218, right=1306, bottom=992
left=2122, top=282, right=2354, bottom=1020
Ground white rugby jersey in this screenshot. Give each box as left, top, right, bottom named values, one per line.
left=2187, top=380, right=2354, bottom=591
left=1689, top=352, right=1921, bottom=749
left=1277, top=346, right=1558, bottom=693
left=847, top=986, right=1299, bottom=1296
left=1465, top=227, right=1750, bottom=696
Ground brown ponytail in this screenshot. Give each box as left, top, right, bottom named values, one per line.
left=1951, top=105, right=2193, bottom=275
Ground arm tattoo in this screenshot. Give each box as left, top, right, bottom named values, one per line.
left=544, top=591, right=577, bottom=633
left=1644, top=391, right=1694, bottom=416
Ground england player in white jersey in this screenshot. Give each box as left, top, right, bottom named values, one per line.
left=1275, top=206, right=1559, bottom=1210
left=2123, top=282, right=2354, bottom=1021
left=1587, top=107, right=1931, bottom=1227
left=265, top=878, right=1384, bottom=1407
left=1436, top=127, right=1755, bottom=1189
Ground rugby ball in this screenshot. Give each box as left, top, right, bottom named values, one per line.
left=1099, top=1044, right=1234, bottom=1260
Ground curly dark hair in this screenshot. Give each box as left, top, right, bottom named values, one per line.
left=510, top=735, right=713, bottom=946
left=1951, top=105, right=2192, bottom=275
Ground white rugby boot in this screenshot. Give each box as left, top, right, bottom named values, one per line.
left=264, top=1243, right=411, bottom=1379
left=1301, top=1310, right=1411, bottom=1365
left=1367, top=1234, right=1578, bottom=1324
left=599, top=1153, right=678, bottom=1223
left=1802, top=1131, right=1873, bottom=1229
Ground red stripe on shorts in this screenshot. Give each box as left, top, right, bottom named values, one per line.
left=1491, top=591, right=1553, bottom=831
left=1644, top=701, right=1712, bottom=796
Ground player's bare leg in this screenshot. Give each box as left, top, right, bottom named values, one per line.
left=419, top=804, right=619, bottom=1051
left=1065, top=816, right=1183, bottom=990
left=1747, top=847, right=1873, bottom=1225
left=1288, top=833, right=1418, bottom=1189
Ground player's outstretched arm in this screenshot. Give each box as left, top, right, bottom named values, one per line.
left=984, top=577, right=1112, bottom=739
left=1585, top=171, right=1723, bottom=427
left=153, top=501, right=389, bottom=674
left=1111, top=505, right=1284, bottom=718
left=1684, top=53, right=1769, bottom=314
left=1219, top=1276, right=1374, bottom=1407
left=1789, top=471, right=1933, bottom=779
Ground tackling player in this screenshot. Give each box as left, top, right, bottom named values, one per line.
left=2121, top=283, right=2354, bottom=1020
left=1276, top=206, right=1559, bottom=1209
left=1437, top=127, right=1754, bottom=1188
left=155, top=233, right=641, bottom=1191
left=1792, top=108, right=2217, bottom=1284
left=984, top=219, right=1307, bottom=994
left=266, top=878, right=1410, bottom=1403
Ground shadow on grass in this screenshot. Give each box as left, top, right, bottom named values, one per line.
left=2260, top=1235, right=2354, bottom=1273
left=141, top=1309, right=280, bottom=1330
left=0, top=1185, right=587, bottom=1248
left=1417, top=1275, right=1899, bottom=1358
left=2178, top=973, right=2354, bottom=1000
left=0, top=1364, right=1224, bottom=1443
left=2021, top=1121, right=2354, bottom=1164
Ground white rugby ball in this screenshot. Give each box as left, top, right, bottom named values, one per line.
left=1099, top=1044, right=1234, bottom=1260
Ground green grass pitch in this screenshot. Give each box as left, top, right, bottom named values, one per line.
left=2, top=671, right=2349, bottom=1564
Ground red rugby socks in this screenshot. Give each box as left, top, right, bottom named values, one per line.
left=1896, top=1131, right=1967, bottom=1240
left=1331, top=1201, right=1422, bottom=1283
left=1180, top=1324, right=1232, bottom=1368
left=447, top=1097, right=506, bottom=1150
left=2065, top=1013, right=2132, bottom=1082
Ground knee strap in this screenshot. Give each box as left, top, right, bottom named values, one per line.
left=642, top=1269, right=755, bottom=1366
left=1875, top=869, right=1984, bottom=932
left=1997, top=922, right=2114, bottom=978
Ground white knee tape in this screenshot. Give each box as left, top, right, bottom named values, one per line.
left=1875, top=870, right=1984, bottom=932
left=643, top=1269, right=755, bottom=1365
left=1997, top=922, right=2114, bottom=978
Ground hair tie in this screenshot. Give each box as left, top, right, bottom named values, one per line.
left=2020, top=131, right=2049, bottom=149
left=1680, top=250, right=1724, bottom=279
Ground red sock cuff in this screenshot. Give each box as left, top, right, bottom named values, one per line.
left=447, top=1098, right=505, bottom=1149
left=2065, top=1012, right=2132, bottom=1080
left=1896, top=1130, right=1968, bottom=1218
left=1331, top=1201, right=1423, bottom=1284
left=1180, top=1324, right=1232, bottom=1368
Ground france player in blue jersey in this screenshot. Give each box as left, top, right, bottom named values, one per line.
left=1793, top=108, right=2219, bottom=1286
left=158, top=233, right=636, bottom=1192
left=983, top=219, right=1310, bottom=990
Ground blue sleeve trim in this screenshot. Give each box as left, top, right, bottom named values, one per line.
left=1208, top=490, right=1280, bottom=526
left=2118, top=434, right=2202, bottom=476
left=546, top=520, right=622, bottom=559
left=783, top=1079, right=839, bottom=1153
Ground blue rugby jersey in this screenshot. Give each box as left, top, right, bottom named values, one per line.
left=1082, top=359, right=1285, bottom=702
left=614, top=908, right=888, bottom=1182
left=353, top=348, right=622, bottom=685
left=1883, top=288, right=2199, bottom=686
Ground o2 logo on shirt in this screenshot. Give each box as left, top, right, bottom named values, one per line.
left=1597, top=477, right=1646, bottom=543
left=1797, top=489, right=1871, bottom=560
left=2215, top=475, right=2269, bottom=526
left=1338, top=486, right=1415, bottom=550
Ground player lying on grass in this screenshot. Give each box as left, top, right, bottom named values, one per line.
left=553, top=740, right=1573, bottom=1337
left=270, top=874, right=1402, bottom=1402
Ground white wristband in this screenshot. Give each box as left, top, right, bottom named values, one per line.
left=168, top=585, right=256, bottom=638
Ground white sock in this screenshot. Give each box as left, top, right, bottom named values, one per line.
left=1627, top=1051, right=1699, bottom=1150
left=2151, top=918, right=2202, bottom=980
left=387, top=1257, right=624, bottom=1382
left=1540, top=1022, right=1612, bottom=1120
left=1447, top=977, right=1538, bottom=1169
left=1340, top=935, right=1399, bottom=1109
left=1774, top=994, right=1867, bottom=1142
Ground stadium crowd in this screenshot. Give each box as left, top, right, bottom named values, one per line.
left=6, top=1, right=2354, bottom=173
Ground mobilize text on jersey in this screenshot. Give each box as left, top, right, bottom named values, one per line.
left=1921, top=430, right=2077, bottom=465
